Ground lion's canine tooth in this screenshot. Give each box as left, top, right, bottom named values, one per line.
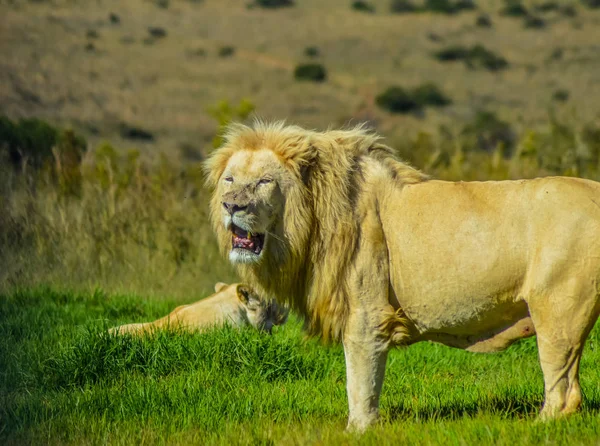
left=248, top=231, right=253, bottom=238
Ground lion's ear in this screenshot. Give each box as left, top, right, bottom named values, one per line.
left=214, top=282, right=229, bottom=293
left=237, top=285, right=261, bottom=310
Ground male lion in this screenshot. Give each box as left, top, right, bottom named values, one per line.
left=109, top=282, right=288, bottom=335
left=205, top=121, right=600, bottom=431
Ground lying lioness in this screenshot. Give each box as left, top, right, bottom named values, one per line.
left=109, top=282, right=289, bottom=335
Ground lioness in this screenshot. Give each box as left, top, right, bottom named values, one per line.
left=205, top=121, right=600, bottom=431
left=110, top=282, right=288, bottom=335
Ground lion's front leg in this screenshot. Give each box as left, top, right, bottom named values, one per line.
left=343, top=326, right=389, bottom=432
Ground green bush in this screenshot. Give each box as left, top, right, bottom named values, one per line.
left=434, top=45, right=469, bottom=62
left=376, top=84, right=452, bottom=113
left=294, top=63, right=327, bottom=82
left=376, top=87, right=419, bottom=114
left=119, top=123, right=154, bottom=141
left=560, top=5, right=577, bottom=16
left=552, top=89, right=570, bottom=102
left=500, top=0, right=528, bottom=16
left=475, top=13, right=492, bottom=27
left=351, top=0, right=375, bottom=12
left=435, top=45, right=508, bottom=71
left=534, top=1, right=560, bottom=12
left=0, top=116, right=86, bottom=170
left=218, top=46, right=235, bottom=57
left=412, top=83, right=452, bottom=107
left=390, top=0, right=418, bottom=13
left=425, top=0, right=475, bottom=13
left=251, top=0, right=294, bottom=8
left=524, top=14, right=546, bottom=29
left=304, top=46, right=320, bottom=58
left=462, top=110, right=516, bottom=155
left=467, top=44, right=508, bottom=71
left=147, top=27, right=167, bottom=38
left=581, top=0, right=600, bottom=8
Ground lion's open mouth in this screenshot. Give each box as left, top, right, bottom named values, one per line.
left=231, top=224, right=265, bottom=255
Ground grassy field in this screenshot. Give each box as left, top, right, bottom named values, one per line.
left=2, top=287, right=600, bottom=445
left=3, top=0, right=600, bottom=444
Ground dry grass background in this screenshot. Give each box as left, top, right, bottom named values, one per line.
left=1, top=0, right=600, bottom=298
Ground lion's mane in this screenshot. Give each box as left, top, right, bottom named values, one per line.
left=205, top=121, right=427, bottom=340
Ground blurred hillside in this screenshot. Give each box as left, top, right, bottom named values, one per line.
left=2, top=0, right=599, bottom=160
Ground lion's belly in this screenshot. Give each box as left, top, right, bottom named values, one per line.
left=379, top=177, right=600, bottom=342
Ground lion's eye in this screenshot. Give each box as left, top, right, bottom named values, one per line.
left=258, top=178, right=272, bottom=185
left=224, top=176, right=233, bottom=183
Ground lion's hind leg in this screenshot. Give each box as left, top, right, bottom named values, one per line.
left=527, top=282, right=600, bottom=419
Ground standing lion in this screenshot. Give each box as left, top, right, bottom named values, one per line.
left=204, top=121, right=600, bottom=431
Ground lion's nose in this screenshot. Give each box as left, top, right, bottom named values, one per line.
left=222, top=202, right=247, bottom=215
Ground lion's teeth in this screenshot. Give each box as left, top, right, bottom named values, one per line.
left=248, top=231, right=253, bottom=238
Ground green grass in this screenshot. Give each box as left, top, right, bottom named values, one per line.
left=2, top=288, right=600, bottom=445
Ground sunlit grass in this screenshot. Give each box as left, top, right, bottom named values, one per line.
left=2, top=288, right=600, bottom=445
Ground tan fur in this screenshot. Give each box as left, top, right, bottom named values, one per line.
left=109, top=282, right=288, bottom=336
left=205, top=121, right=600, bottom=431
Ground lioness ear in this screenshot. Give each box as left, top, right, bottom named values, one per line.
left=214, top=282, right=229, bottom=293
left=237, top=285, right=261, bottom=310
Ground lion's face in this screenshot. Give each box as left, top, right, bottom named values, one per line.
left=217, top=149, right=290, bottom=265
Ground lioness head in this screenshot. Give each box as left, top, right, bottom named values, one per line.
left=224, top=282, right=289, bottom=333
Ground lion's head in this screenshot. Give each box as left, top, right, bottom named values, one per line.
left=205, top=121, right=426, bottom=340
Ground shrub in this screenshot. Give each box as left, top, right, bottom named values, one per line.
left=351, top=0, right=375, bottom=12
left=560, top=5, right=577, bottom=16
left=524, top=14, right=546, bottom=28
left=148, top=27, right=167, bottom=38
left=294, top=63, right=327, bottom=82
left=119, top=123, right=154, bottom=141
left=581, top=0, right=600, bottom=8
left=467, top=44, right=508, bottom=71
left=552, top=89, right=570, bottom=102
left=454, top=0, right=476, bottom=10
left=424, top=0, right=475, bottom=13
left=251, top=0, right=294, bottom=8
left=390, top=0, right=418, bottom=13
left=462, top=110, right=516, bottom=155
left=425, top=0, right=456, bottom=13
left=218, top=46, right=235, bottom=57
left=534, top=1, right=560, bottom=12
left=412, top=83, right=452, bottom=107
left=500, top=0, right=528, bottom=16
left=475, top=14, right=492, bottom=27
left=304, top=46, right=320, bottom=58
left=376, top=87, right=419, bottom=114
left=433, top=45, right=469, bottom=62
left=0, top=116, right=86, bottom=170
left=109, top=13, right=120, bottom=24
left=435, top=45, right=508, bottom=71
left=207, top=99, right=256, bottom=149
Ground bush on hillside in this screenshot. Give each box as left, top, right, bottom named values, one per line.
left=294, top=63, right=327, bottom=82
left=390, top=0, right=418, bottom=13
left=376, top=87, right=419, bottom=114
left=500, top=0, right=528, bottom=16
left=0, top=116, right=86, bottom=170
left=461, top=110, right=516, bottom=155
left=434, top=44, right=508, bottom=71
left=351, top=1, right=376, bottom=13
left=412, top=83, right=452, bottom=107
left=251, top=0, right=294, bottom=8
